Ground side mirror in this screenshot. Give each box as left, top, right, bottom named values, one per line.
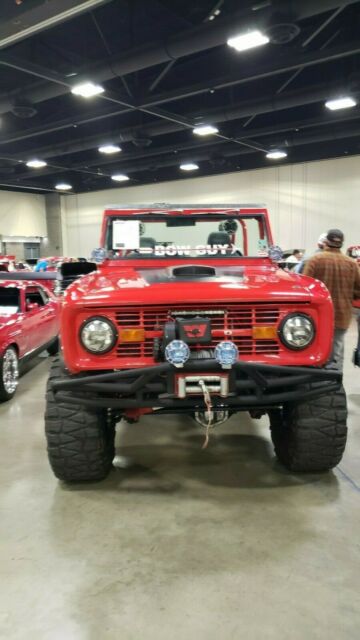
left=26, top=302, right=39, bottom=312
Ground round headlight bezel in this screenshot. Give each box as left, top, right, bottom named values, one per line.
left=79, top=316, right=117, bottom=354
left=279, top=313, right=315, bottom=351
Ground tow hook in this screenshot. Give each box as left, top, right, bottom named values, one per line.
left=194, top=409, right=229, bottom=428
left=194, top=379, right=230, bottom=448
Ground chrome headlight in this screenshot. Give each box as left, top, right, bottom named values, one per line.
left=280, top=314, right=315, bottom=350
left=80, top=316, right=117, bottom=354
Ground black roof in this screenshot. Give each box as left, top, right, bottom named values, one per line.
left=0, top=0, right=359, bottom=194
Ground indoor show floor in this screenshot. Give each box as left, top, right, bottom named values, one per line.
left=1, top=325, right=360, bottom=640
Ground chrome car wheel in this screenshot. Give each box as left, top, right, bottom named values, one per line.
left=2, top=347, right=19, bottom=395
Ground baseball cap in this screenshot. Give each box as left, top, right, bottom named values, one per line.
left=318, top=233, right=327, bottom=247
left=326, top=228, right=344, bottom=248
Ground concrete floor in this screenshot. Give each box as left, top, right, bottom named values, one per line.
left=1, top=326, right=360, bottom=640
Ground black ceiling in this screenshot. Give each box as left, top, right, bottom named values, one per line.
left=0, top=0, right=360, bottom=194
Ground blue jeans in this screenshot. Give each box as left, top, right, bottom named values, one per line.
left=329, top=328, right=346, bottom=372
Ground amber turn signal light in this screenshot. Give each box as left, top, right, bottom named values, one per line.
left=119, top=328, right=145, bottom=342
left=252, top=326, right=277, bottom=340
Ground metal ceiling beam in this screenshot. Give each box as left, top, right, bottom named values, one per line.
left=0, top=0, right=112, bottom=50
left=8, top=109, right=360, bottom=185
left=0, top=0, right=358, bottom=116
left=142, top=41, right=360, bottom=107
left=0, top=38, right=359, bottom=145
left=62, top=111, right=360, bottom=172
left=5, top=120, right=360, bottom=189
left=12, top=139, right=229, bottom=181
left=5, top=80, right=347, bottom=165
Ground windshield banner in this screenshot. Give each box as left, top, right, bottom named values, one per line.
left=139, top=244, right=239, bottom=256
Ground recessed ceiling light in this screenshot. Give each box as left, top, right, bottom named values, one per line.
left=325, top=96, right=357, bottom=111
left=227, top=30, right=269, bottom=52
left=55, top=183, right=72, bottom=191
left=111, top=173, right=130, bottom=182
left=98, top=144, right=122, bottom=154
left=266, top=150, right=287, bottom=160
left=180, top=162, right=199, bottom=171
left=26, top=159, right=47, bottom=168
left=71, top=81, right=104, bottom=98
left=193, top=124, right=219, bottom=136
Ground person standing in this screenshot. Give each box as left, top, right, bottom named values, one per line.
left=304, top=229, right=360, bottom=371
left=285, top=249, right=302, bottom=268
left=295, top=233, right=327, bottom=274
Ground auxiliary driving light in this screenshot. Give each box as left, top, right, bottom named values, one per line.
left=165, top=340, right=190, bottom=367
left=214, top=341, right=238, bottom=368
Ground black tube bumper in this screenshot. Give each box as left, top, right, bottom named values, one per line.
left=51, top=360, right=342, bottom=412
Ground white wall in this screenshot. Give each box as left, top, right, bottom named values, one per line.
left=0, top=191, right=46, bottom=237
left=61, top=155, right=360, bottom=257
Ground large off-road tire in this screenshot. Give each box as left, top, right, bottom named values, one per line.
left=45, top=356, right=115, bottom=482
left=0, top=346, right=19, bottom=402
left=269, top=385, right=347, bottom=472
left=47, top=337, right=59, bottom=356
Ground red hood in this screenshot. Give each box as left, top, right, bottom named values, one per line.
left=66, top=263, right=326, bottom=306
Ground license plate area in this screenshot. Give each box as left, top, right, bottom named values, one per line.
left=175, top=374, right=229, bottom=398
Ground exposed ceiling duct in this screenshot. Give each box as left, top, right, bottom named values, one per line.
left=0, top=0, right=357, bottom=118
left=5, top=120, right=360, bottom=190
left=6, top=81, right=348, bottom=164
left=0, top=0, right=359, bottom=192
left=1, top=39, right=359, bottom=136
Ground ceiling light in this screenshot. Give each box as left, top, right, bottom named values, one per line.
left=193, top=124, right=219, bottom=136
left=325, top=96, right=357, bottom=111
left=71, top=81, right=104, bottom=98
left=98, top=144, right=121, bottom=154
left=55, top=183, right=72, bottom=191
left=227, top=30, right=269, bottom=52
left=180, top=162, right=199, bottom=171
left=266, top=150, right=287, bottom=160
left=111, top=174, right=130, bottom=182
left=26, top=159, right=47, bottom=168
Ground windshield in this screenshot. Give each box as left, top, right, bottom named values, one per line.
left=0, top=287, right=20, bottom=314
left=106, top=215, right=270, bottom=259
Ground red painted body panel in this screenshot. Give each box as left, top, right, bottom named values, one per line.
left=61, top=206, right=334, bottom=375
left=0, top=280, right=60, bottom=359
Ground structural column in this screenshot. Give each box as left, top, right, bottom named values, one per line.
left=43, top=193, right=63, bottom=256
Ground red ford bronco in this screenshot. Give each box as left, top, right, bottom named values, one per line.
left=45, top=204, right=347, bottom=482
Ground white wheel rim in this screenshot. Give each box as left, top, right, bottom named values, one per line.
left=3, top=349, right=19, bottom=394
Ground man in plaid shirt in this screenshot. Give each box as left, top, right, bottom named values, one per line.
left=304, top=229, right=360, bottom=371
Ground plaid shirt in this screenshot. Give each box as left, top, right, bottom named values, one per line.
left=304, top=248, right=360, bottom=329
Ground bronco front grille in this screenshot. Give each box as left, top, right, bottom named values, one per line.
left=114, top=304, right=280, bottom=331
left=113, top=303, right=282, bottom=359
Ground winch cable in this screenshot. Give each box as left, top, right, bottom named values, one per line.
left=198, top=379, right=213, bottom=449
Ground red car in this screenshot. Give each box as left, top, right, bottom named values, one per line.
left=0, top=255, right=16, bottom=272
left=0, top=280, right=60, bottom=401
left=45, top=204, right=346, bottom=482
left=347, top=245, right=360, bottom=264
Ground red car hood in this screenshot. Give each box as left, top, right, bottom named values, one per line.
left=68, top=264, right=320, bottom=305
